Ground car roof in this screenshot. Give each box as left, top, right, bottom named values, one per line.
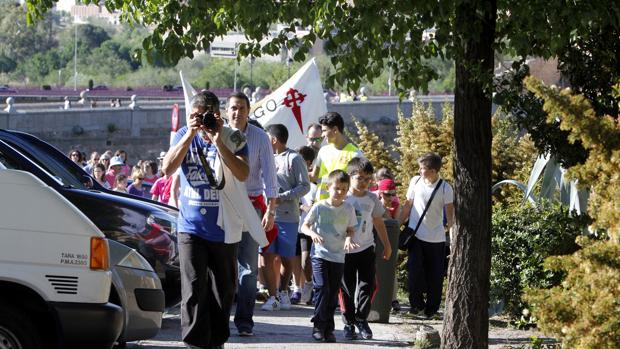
left=0, top=129, right=178, bottom=214
left=0, top=130, right=177, bottom=215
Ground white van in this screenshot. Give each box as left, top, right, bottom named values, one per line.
left=0, top=164, right=123, bottom=349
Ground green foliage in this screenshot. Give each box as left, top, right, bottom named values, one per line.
left=493, top=64, right=588, bottom=168
left=525, top=237, right=620, bottom=349
left=0, top=1, right=62, bottom=65
left=349, top=117, right=397, bottom=176
left=395, top=100, right=454, bottom=197
left=491, top=110, right=538, bottom=204
left=75, top=24, right=110, bottom=49
left=0, top=54, right=16, bottom=73
left=556, top=26, right=619, bottom=118
left=491, top=200, right=589, bottom=318
left=525, top=77, right=620, bottom=240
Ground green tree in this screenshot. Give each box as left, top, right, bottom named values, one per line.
left=0, top=1, right=61, bottom=68
left=0, top=54, right=16, bottom=73
left=25, top=1, right=619, bottom=347
left=350, top=117, right=397, bottom=176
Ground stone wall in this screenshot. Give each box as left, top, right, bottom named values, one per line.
left=1, top=97, right=454, bottom=162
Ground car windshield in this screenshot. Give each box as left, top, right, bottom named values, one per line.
left=1, top=138, right=87, bottom=189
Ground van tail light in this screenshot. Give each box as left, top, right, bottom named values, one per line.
left=90, top=237, right=109, bottom=270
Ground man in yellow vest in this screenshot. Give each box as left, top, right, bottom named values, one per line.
left=310, top=112, right=364, bottom=201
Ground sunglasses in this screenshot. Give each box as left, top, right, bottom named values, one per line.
left=136, top=177, right=144, bottom=180
left=383, top=192, right=395, bottom=197
left=308, top=137, right=323, bottom=142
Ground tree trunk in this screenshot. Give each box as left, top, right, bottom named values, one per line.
left=441, top=0, right=496, bottom=348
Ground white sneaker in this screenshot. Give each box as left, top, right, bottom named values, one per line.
left=279, top=290, right=291, bottom=310
left=261, top=296, right=280, bottom=311
left=300, top=282, right=313, bottom=304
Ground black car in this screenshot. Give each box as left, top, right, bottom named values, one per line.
left=0, top=130, right=181, bottom=306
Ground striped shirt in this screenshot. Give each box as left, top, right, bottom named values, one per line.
left=240, top=123, right=278, bottom=198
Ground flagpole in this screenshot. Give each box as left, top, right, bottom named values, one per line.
left=233, top=61, right=238, bottom=92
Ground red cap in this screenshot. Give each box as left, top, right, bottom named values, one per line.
left=377, top=179, right=396, bottom=191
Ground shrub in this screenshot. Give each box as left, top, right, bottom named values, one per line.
left=490, top=200, right=590, bottom=318
left=525, top=238, right=620, bottom=349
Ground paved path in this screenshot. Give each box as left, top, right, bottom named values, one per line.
left=128, top=303, right=412, bottom=348
left=127, top=303, right=551, bottom=348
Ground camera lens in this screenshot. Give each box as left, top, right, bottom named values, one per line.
left=200, top=111, right=217, bottom=130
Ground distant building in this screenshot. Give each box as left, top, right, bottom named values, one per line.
left=71, top=3, right=120, bottom=25
left=209, top=25, right=321, bottom=63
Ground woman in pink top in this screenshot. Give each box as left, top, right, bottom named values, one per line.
left=150, top=174, right=173, bottom=204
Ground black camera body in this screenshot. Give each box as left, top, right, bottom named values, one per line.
left=199, top=111, right=217, bottom=130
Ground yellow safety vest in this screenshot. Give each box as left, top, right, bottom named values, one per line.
left=316, top=143, right=362, bottom=201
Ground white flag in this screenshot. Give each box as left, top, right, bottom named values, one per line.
left=250, top=58, right=326, bottom=150
left=180, top=70, right=198, bottom=124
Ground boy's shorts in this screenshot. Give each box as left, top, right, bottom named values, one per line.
left=266, top=221, right=299, bottom=257
left=298, top=232, right=313, bottom=253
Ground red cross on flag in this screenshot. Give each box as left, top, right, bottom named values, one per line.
left=250, top=58, right=327, bottom=149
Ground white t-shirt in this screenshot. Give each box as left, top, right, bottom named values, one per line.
left=406, top=175, right=453, bottom=243
left=304, top=200, right=357, bottom=263
left=345, top=191, right=385, bottom=254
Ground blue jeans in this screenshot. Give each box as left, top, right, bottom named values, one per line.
left=234, top=230, right=259, bottom=332
left=311, top=256, right=344, bottom=332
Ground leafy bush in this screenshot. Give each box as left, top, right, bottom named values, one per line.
left=522, top=79, right=620, bottom=349
left=525, top=238, right=620, bottom=349
left=491, top=200, right=590, bottom=318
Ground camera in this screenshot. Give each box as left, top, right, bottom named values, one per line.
left=198, top=111, right=217, bottom=130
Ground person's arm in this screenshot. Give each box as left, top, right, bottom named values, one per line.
left=259, top=134, right=278, bottom=230
left=445, top=202, right=455, bottom=229
left=344, top=226, right=358, bottom=252
left=262, top=197, right=276, bottom=231
left=399, top=177, right=416, bottom=225
left=170, top=173, right=180, bottom=207
left=309, top=153, right=322, bottom=183
left=399, top=199, right=412, bottom=225
left=162, top=115, right=200, bottom=176
left=373, top=217, right=392, bottom=260
left=278, top=156, right=311, bottom=201
left=301, top=220, right=323, bottom=244
left=301, top=205, right=323, bottom=244
left=344, top=205, right=360, bottom=251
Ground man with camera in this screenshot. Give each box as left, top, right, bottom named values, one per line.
left=162, top=91, right=249, bottom=349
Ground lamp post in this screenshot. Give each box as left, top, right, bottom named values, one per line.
left=73, top=19, right=77, bottom=91
left=249, top=55, right=255, bottom=89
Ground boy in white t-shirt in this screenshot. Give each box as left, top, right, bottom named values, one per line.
left=341, top=158, right=392, bottom=340
left=399, top=152, right=454, bottom=319
left=301, top=170, right=358, bottom=343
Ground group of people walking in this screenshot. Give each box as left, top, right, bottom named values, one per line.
left=111, top=89, right=453, bottom=349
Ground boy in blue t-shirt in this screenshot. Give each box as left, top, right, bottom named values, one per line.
left=301, top=169, right=358, bottom=343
